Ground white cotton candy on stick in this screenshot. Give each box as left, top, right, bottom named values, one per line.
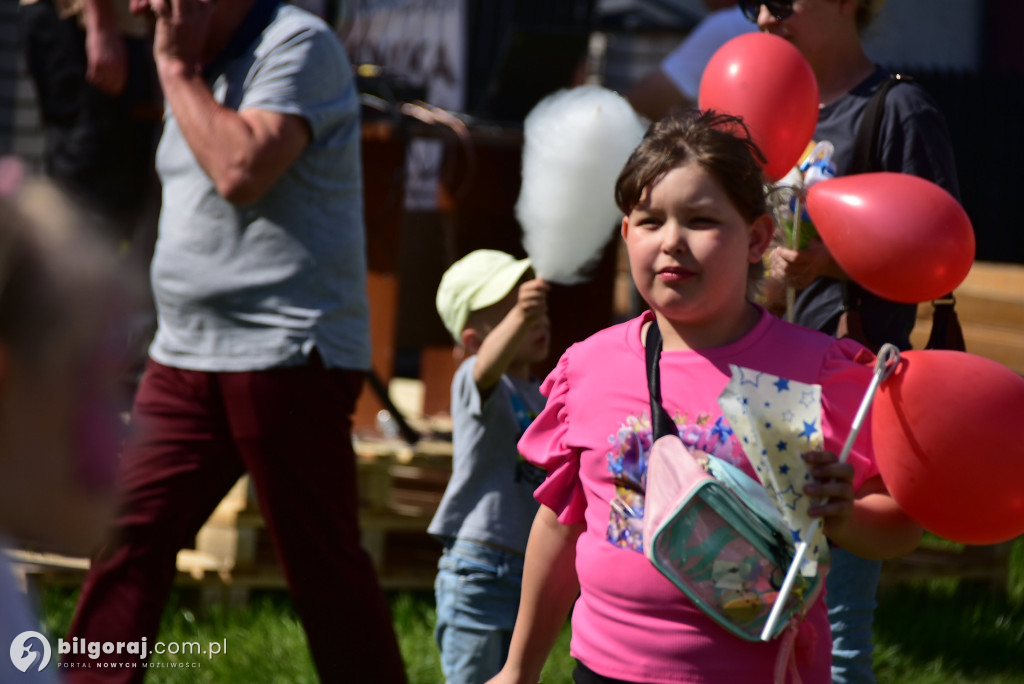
left=516, top=85, right=647, bottom=284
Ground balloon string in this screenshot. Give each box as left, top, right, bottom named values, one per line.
left=761, top=343, right=901, bottom=642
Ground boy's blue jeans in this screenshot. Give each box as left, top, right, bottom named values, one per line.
left=434, top=539, right=525, bottom=684
left=827, top=547, right=882, bottom=684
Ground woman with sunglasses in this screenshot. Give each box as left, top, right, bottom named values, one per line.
left=750, top=2, right=961, bottom=683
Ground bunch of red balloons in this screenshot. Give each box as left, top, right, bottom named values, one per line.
left=700, top=34, right=1023, bottom=545
left=699, top=33, right=975, bottom=304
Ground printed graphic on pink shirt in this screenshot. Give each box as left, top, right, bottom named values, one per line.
left=606, top=411, right=746, bottom=551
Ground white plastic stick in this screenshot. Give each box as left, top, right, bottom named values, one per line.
left=760, top=345, right=901, bottom=641
left=761, top=539, right=810, bottom=640
left=838, top=344, right=900, bottom=462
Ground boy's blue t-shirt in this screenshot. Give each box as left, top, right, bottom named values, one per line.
left=428, top=356, right=546, bottom=553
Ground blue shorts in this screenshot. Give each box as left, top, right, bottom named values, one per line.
left=434, top=539, right=525, bottom=684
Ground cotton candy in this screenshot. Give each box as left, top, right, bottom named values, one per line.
left=516, top=86, right=647, bottom=284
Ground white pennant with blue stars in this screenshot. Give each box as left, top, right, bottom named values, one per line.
left=717, top=364, right=825, bottom=576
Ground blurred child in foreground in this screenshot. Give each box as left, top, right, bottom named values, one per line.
left=0, top=159, right=132, bottom=681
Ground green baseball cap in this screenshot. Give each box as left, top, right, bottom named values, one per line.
left=436, top=249, right=532, bottom=342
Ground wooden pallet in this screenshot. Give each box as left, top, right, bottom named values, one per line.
left=184, top=438, right=453, bottom=599
left=9, top=437, right=453, bottom=606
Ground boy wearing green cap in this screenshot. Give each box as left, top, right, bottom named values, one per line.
left=430, top=249, right=551, bottom=684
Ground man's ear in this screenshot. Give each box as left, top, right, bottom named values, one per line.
left=748, top=213, right=775, bottom=264
left=461, top=327, right=482, bottom=355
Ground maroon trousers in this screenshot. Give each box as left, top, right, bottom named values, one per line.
left=64, top=357, right=407, bottom=683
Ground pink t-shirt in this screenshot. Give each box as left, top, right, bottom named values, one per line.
left=519, top=309, right=879, bottom=684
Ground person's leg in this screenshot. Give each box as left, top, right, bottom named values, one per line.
left=433, top=540, right=523, bottom=684
left=64, top=360, right=246, bottom=684
left=827, top=547, right=882, bottom=684
left=218, top=357, right=406, bottom=683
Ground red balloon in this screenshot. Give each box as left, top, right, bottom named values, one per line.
left=872, top=351, right=1024, bottom=545
left=807, top=173, right=975, bottom=303
left=698, top=33, right=819, bottom=181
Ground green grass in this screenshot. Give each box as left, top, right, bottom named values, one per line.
left=872, top=538, right=1024, bottom=684
left=34, top=537, right=1023, bottom=683
left=35, top=587, right=574, bottom=684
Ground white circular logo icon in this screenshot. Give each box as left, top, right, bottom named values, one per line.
left=10, top=631, right=51, bottom=673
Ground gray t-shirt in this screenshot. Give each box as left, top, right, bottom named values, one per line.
left=149, top=3, right=371, bottom=371
left=428, top=356, right=547, bottom=553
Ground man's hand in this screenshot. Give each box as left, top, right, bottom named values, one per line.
left=83, top=0, right=129, bottom=95
left=150, top=0, right=213, bottom=74
left=768, top=239, right=847, bottom=290
left=85, top=24, right=128, bottom=95
left=150, top=0, right=311, bottom=206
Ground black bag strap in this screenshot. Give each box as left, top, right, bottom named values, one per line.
left=842, top=75, right=903, bottom=314
left=925, top=295, right=966, bottom=350
left=849, top=73, right=907, bottom=175
left=842, top=74, right=907, bottom=313
left=645, top=322, right=677, bottom=441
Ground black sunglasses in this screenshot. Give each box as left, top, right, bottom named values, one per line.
left=738, top=0, right=796, bottom=23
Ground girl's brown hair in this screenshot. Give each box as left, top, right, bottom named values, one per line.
left=615, top=110, right=768, bottom=222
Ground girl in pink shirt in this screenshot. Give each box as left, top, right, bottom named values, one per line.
left=488, top=111, right=922, bottom=684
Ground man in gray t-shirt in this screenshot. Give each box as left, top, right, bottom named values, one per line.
left=63, top=0, right=405, bottom=681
